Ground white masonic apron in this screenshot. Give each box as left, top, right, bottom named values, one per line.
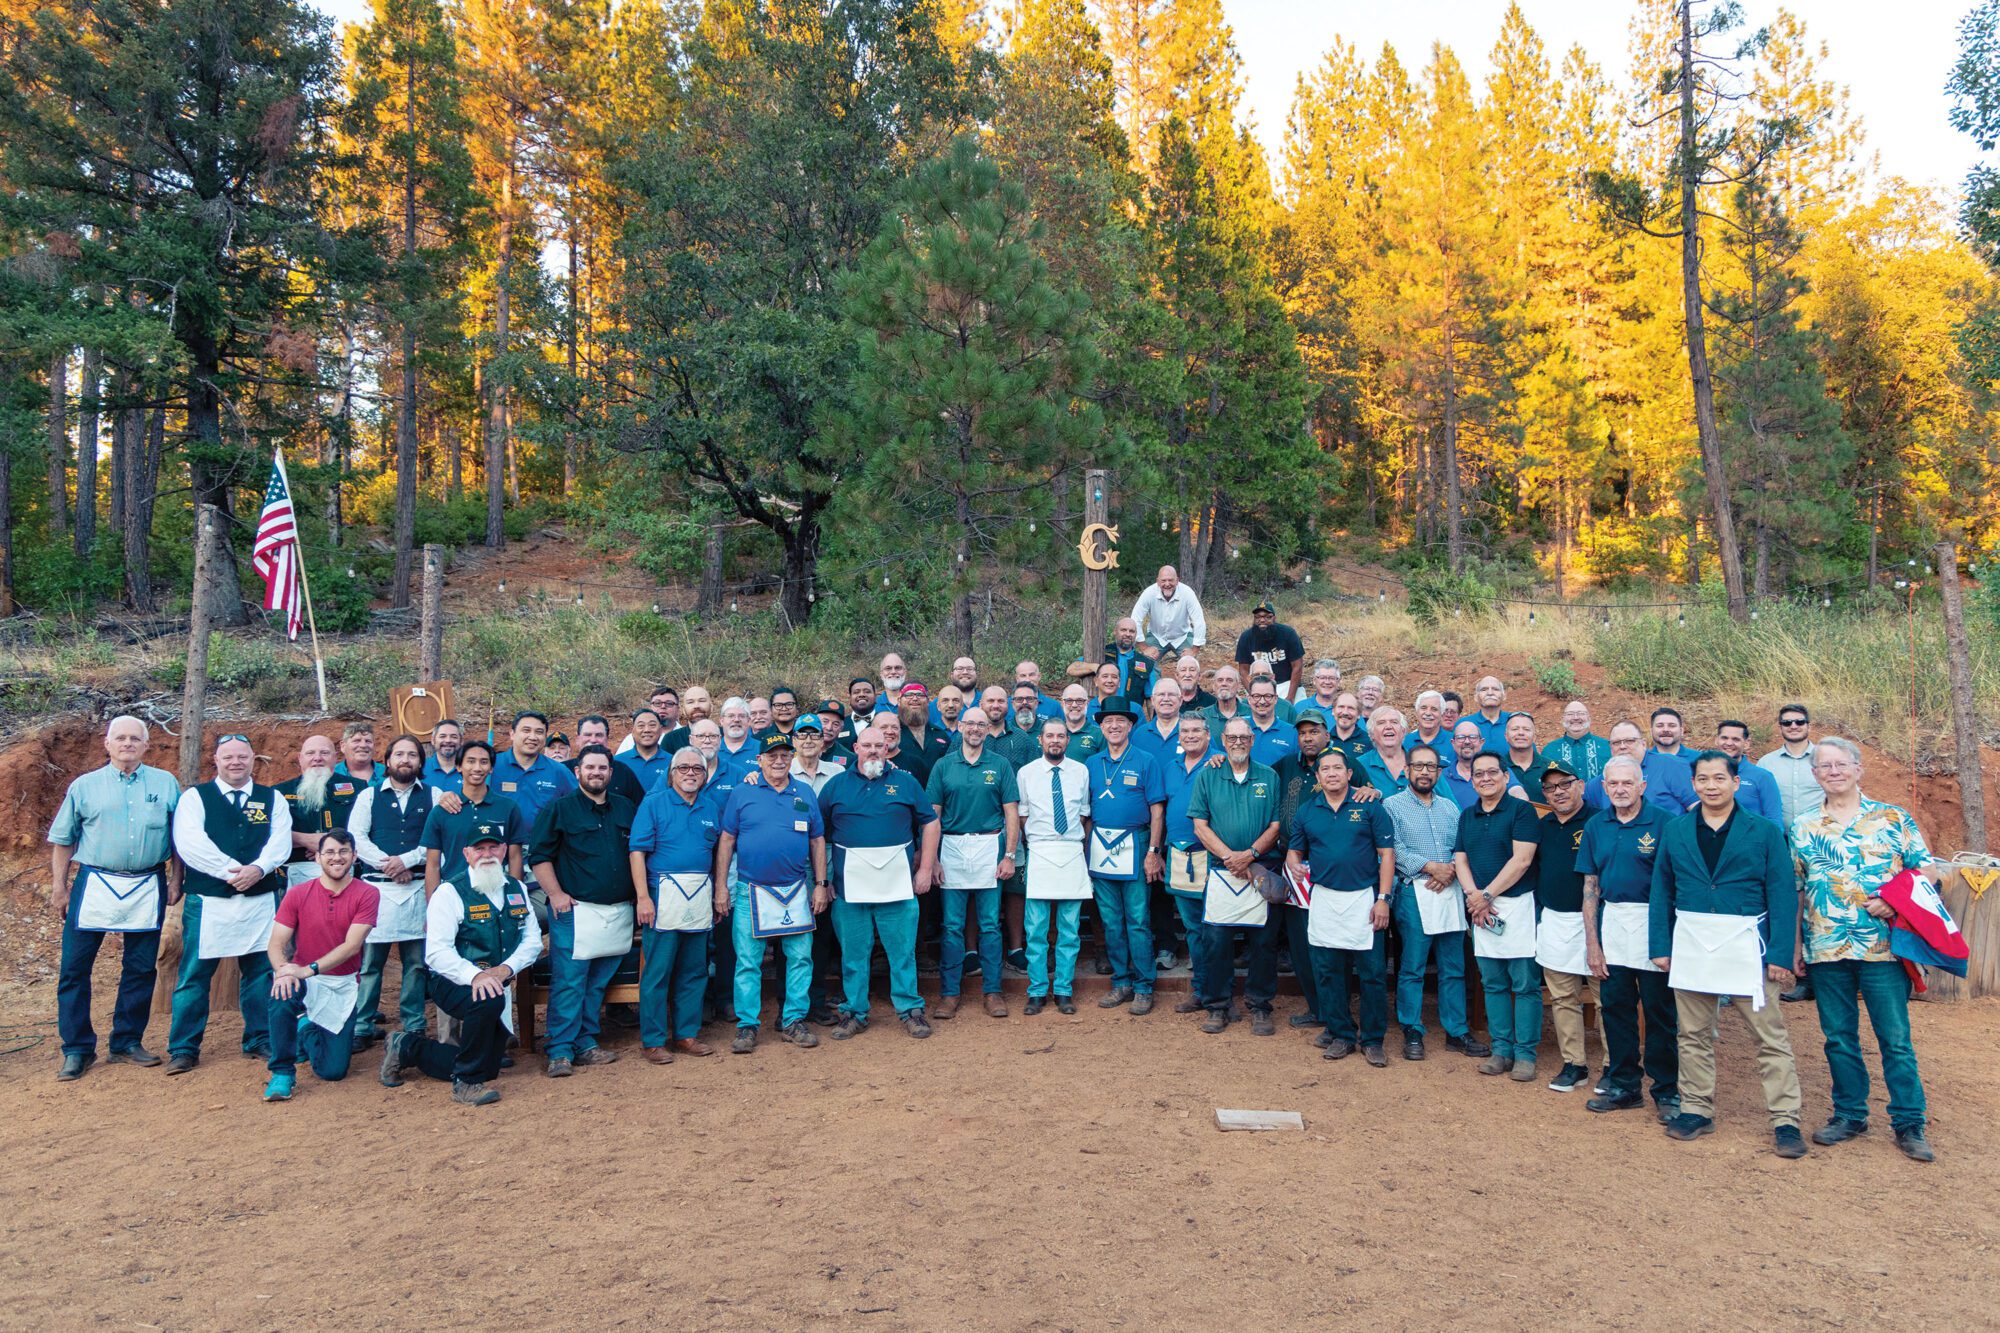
left=1471, top=891, right=1536, bottom=960
left=1599, top=902, right=1660, bottom=971
left=939, top=833, right=999, bottom=891
left=195, top=892, right=278, bottom=959
left=1027, top=840, right=1092, bottom=900
left=1165, top=843, right=1208, bottom=897
left=74, top=869, right=162, bottom=933
left=1413, top=880, right=1468, bottom=935
left=842, top=844, right=916, bottom=904
left=1307, top=886, right=1374, bottom=951
left=1534, top=909, right=1589, bottom=975
left=1087, top=826, right=1142, bottom=878
left=1203, top=866, right=1268, bottom=928
left=570, top=901, right=637, bottom=960
left=364, top=877, right=427, bottom=943
left=303, top=973, right=359, bottom=1034
left=1668, top=911, right=1768, bottom=1009
left=653, top=872, right=714, bottom=933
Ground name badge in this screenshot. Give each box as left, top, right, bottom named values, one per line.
left=1122, top=773, right=1138, bottom=787
left=500, top=781, right=518, bottom=793
left=793, top=819, right=809, bottom=832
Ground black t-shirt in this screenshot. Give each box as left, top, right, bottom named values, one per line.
left=1235, top=624, right=1305, bottom=678
left=1535, top=807, right=1597, bottom=912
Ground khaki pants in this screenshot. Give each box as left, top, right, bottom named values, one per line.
left=1674, top=979, right=1802, bottom=1128
left=1543, top=967, right=1598, bottom=1067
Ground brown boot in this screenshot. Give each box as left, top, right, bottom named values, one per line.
left=983, top=992, right=1008, bottom=1018
left=669, top=1037, right=714, bottom=1057
left=642, top=1046, right=674, bottom=1065
left=932, top=994, right=961, bottom=1020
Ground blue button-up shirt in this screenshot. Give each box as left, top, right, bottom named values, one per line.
left=1380, top=787, right=1461, bottom=889
left=1757, top=744, right=1823, bottom=826
left=1583, top=751, right=1695, bottom=816
left=1247, top=716, right=1299, bottom=769
left=720, top=777, right=822, bottom=885
left=46, top=763, right=181, bottom=871
left=490, top=750, right=577, bottom=829
left=629, top=785, right=721, bottom=879
left=1731, top=758, right=1784, bottom=823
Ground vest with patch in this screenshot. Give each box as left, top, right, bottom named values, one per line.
left=368, top=782, right=434, bottom=859
left=182, top=782, right=284, bottom=898
left=452, top=875, right=530, bottom=969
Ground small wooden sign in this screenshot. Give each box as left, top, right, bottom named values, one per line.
left=391, top=680, right=455, bottom=739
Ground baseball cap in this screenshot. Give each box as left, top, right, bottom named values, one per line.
left=760, top=732, right=797, bottom=754
left=468, top=821, right=508, bottom=845
left=793, top=715, right=823, bottom=734
left=816, top=698, right=847, bottom=718
left=1293, top=707, right=1329, bottom=730
left=1541, top=759, right=1578, bottom=783
left=1253, top=600, right=1275, bottom=615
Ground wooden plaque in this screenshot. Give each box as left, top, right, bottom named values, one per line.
left=391, top=680, right=455, bottom=739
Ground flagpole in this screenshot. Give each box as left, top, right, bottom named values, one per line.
left=274, top=448, right=330, bottom=715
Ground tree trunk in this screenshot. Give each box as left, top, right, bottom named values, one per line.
left=1081, top=467, right=1107, bottom=664
left=564, top=222, right=580, bottom=496
left=109, top=392, right=131, bottom=558
left=186, top=358, right=248, bottom=626
left=448, top=419, right=463, bottom=499
left=74, top=343, right=100, bottom=557
left=777, top=511, right=819, bottom=627
left=1936, top=540, right=1987, bottom=854
left=1201, top=502, right=1229, bottom=596
left=179, top=505, right=226, bottom=786
left=1553, top=476, right=1568, bottom=599
left=123, top=407, right=163, bottom=612
left=420, top=543, right=445, bottom=683
left=1752, top=520, right=1771, bottom=599
left=697, top=515, right=724, bottom=613
left=1865, top=485, right=1881, bottom=590
left=330, top=323, right=354, bottom=548
left=1678, top=0, right=1748, bottom=622
left=485, top=147, right=515, bottom=550
left=47, top=348, right=69, bottom=540
left=0, top=420, right=12, bottom=615
left=1684, top=512, right=1701, bottom=587
left=1442, top=334, right=1465, bottom=571
left=392, top=55, right=421, bottom=608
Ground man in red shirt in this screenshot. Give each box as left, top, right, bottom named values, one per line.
left=263, top=830, right=379, bottom=1101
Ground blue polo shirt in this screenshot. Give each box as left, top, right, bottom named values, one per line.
left=1288, top=792, right=1393, bottom=891
left=1441, top=763, right=1481, bottom=811
left=629, top=785, right=721, bottom=879
left=1730, top=758, right=1783, bottom=822
left=714, top=739, right=761, bottom=781
left=420, top=758, right=464, bottom=795
left=1355, top=747, right=1410, bottom=797
left=1161, top=756, right=1210, bottom=850
left=616, top=746, right=672, bottom=798
left=1583, top=751, right=1696, bottom=816
left=817, top=768, right=937, bottom=893
left=1086, top=746, right=1166, bottom=832
left=720, top=777, right=822, bottom=885
left=490, top=750, right=576, bottom=829
left=1574, top=802, right=1669, bottom=905
left=1468, top=710, right=1515, bottom=752
left=1247, top=717, right=1299, bottom=768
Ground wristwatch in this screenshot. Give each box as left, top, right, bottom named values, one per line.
left=307, top=961, right=321, bottom=976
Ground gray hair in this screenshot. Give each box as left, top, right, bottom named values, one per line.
left=720, top=696, right=750, bottom=716
left=1314, top=659, right=1341, bottom=674
left=1151, top=677, right=1182, bottom=699
left=1602, top=755, right=1644, bottom=781
left=1813, top=737, right=1864, bottom=771
left=669, top=746, right=708, bottom=770
left=1368, top=705, right=1406, bottom=729
left=106, top=714, right=150, bottom=741
left=1414, top=690, right=1443, bottom=709
left=1358, top=675, right=1385, bottom=692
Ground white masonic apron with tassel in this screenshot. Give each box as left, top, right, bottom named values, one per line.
left=1087, top=827, right=1142, bottom=878
left=74, top=869, right=163, bottom=933
left=939, top=833, right=1000, bottom=892
left=1165, top=843, right=1209, bottom=897
left=841, top=844, right=916, bottom=904
left=1599, top=902, right=1660, bottom=971
left=1668, top=911, right=1768, bottom=1009
left=1534, top=909, right=1590, bottom=975
left=653, top=872, right=714, bottom=933
left=1471, top=891, right=1536, bottom=960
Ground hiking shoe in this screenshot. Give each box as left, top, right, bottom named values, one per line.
left=57, top=1052, right=94, bottom=1082
left=545, top=1057, right=574, bottom=1078
left=1363, top=1043, right=1388, bottom=1067
left=1478, top=1054, right=1513, bottom=1077
left=1130, top=993, right=1155, bottom=1016
left=1321, top=1038, right=1355, bottom=1060
left=1288, top=1012, right=1322, bottom=1029
left=730, top=1027, right=757, bottom=1054
left=1200, top=1009, right=1229, bottom=1034
left=1250, top=1010, right=1276, bottom=1037
left=1154, top=949, right=1176, bottom=970
left=1587, top=1091, right=1645, bottom=1114
left=262, top=1073, right=295, bottom=1102
left=1024, top=996, right=1046, bottom=1016
left=1314, top=1029, right=1336, bottom=1048
left=1055, top=995, right=1076, bottom=1015
left=351, top=1032, right=377, bottom=1055
left=931, top=995, right=961, bottom=1020
left=1547, top=1062, right=1589, bottom=1093
left=983, top=993, right=1008, bottom=1018
left=1509, top=1058, right=1538, bottom=1083
left=1174, top=996, right=1205, bottom=1014
left=1773, top=1126, right=1808, bottom=1159
left=573, top=1046, right=619, bottom=1066
left=899, top=1010, right=933, bottom=1039
left=1403, top=1035, right=1425, bottom=1061
left=1895, top=1127, right=1935, bottom=1163
left=1655, top=1097, right=1682, bottom=1124
left=452, top=1079, right=500, bottom=1106
left=106, top=1046, right=161, bottom=1067
left=165, top=1053, right=198, bottom=1075
left=670, top=1038, right=714, bottom=1056
left=1663, top=1113, right=1715, bottom=1142
left=830, top=1015, right=867, bottom=1041
left=379, top=1032, right=410, bottom=1087
left=1099, top=986, right=1134, bottom=1009
left=807, top=1003, right=840, bottom=1025
left=1447, top=1035, right=1492, bottom=1058
left=1812, top=1117, right=1868, bottom=1146
left=1594, top=1069, right=1613, bottom=1096
left=780, top=1021, right=820, bottom=1048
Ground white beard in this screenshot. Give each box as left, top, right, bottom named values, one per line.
left=860, top=759, right=886, bottom=779
left=294, top=766, right=331, bottom=811
left=467, top=860, right=506, bottom=894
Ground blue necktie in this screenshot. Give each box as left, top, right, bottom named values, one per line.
left=1050, top=766, right=1069, bottom=835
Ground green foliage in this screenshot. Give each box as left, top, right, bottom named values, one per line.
left=1531, top=655, right=1579, bottom=698
left=10, top=537, right=125, bottom=617
left=1404, top=566, right=1497, bottom=626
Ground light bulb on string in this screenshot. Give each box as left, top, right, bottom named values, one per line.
left=1029, top=521, right=1036, bottom=533
left=345, top=566, right=356, bottom=579
left=1750, top=608, right=1759, bottom=620
left=1229, top=547, right=1240, bottom=560
left=1822, top=596, right=1831, bottom=609
left=497, top=579, right=506, bottom=594
left=1454, top=607, right=1463, bottom=619
left=730, top=598, right=739, bottom=612
left=807, top=589, right=816, bottom=603
left=1378, top=589, right=1386, bottom=604
left=1304, top=572, right=1312, bottom=585
left=575, top=591, right=584, bottom=606
left=1528, top=608, right=1536, bottom=625
left=651, top=602, right=660, bottom=614
left=1160, top=519, right=1167, bottom=531
left=1677, top=608, right=1686, bottom=627
left=882, top=573, right=890, bottom=587
left=1601, top=609, right=1611, bottom=630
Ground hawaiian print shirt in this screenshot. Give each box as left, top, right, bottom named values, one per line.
left=1793, top=799, right=1933, bottom=965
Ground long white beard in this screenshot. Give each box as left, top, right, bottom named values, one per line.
left=294, top=766, right=331, bottom=811
left=860, top=759, right=886, bottom=779
left=467, top=860, right=506, bottom=894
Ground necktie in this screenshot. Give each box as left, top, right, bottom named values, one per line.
left=1050, top=766, right=1069, bottom=835
left=232, top=790, right=246, bottom=812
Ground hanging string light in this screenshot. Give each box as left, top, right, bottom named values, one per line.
left=497, top=579, right=506, bottom=594
left=730, top=597, right=739, bottom=612
left=1528, top=608, right=1536, bottom=625
left=651, top=602, right=660, bottom=614
left=1677, top=607, right=1686, bottom=628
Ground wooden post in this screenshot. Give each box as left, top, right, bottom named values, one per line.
left=1935, top=540, right=1986, bottom=853
left=178, top=505, right=223, bottom=787
left=420, top=542, right=445, bottom=682
left=697, top=516, right=724, bottom=614
left=1082, top=468, right=1108, bottom=665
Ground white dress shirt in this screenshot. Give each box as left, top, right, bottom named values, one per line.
left=425, top=875, right=543, bottom=985
left=1015, top=757, right=1091, bottom=844
left=347, top=780, right=429, bottom=873
left=1130, top=582, right=1207, bottom=647
left=172, top=779, right=292, bottom=879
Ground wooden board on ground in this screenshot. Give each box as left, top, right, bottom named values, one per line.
left=1215, top=1108, right=1305, bottom=1132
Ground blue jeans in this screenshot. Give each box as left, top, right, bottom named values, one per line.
left=544, top=909, right=624, bottom=1061
left=1476, top=955, right=1543, bottom=1062
left=57, top=868, right=161, bottom=1057
left=265, top=984, right=356, bottom=1080
left=1313, top=933, right=1389, bottom=1044
left=355, top=938, right=426, bottom=1038
left=166, top=893, right=274, bottom=1058
left=1092, top=876, right=1155, bottom=994
left=941, top=888, right=1002, bottom=996
left=731, top=881, right=813, bottom=1030
left=639, top=928, right=710, bottom=1046
left=1172, top=894, right=1206, bottom=986
left=1392, top=884, right=1468, bottom=1039
left=832, top=898, right=921, bottom=1019
left=1200, top=916, right=1282, bottom=1013
left=1813, top=958, right=1927, bottom=1129
left=1024, top=899, right=1083, bottom=997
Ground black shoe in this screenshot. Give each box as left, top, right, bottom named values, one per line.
left=1895, top=1127, right=1935, bottom=1163
left=1200, top=1009, right=1229, bottom=1034
left=1056, top=995, right=1076, bottom=1015
left=1811, top=1117, right=1868, bottom=1146
left=1447, top=1035, right=1491, bottom=1058
left=1005, top=948, right=1028, bottom=974
left=962, top=952, right=982, bottom=975
left=1779, top=981, right=1813, bottom=1003
left=1593, top=1067, right=1613, bottom=1096
left=1288, top=1012, right=1321, bottom=1029
left=350, top=1031, right=378, bottom=1055
left=1587, top=1091, right=1645, bottom=1114
left=1094, top=954, right=1113, bottom=976
left=807, top=1003, right=839, bottom=1025
left=1773, top=1126, right=1808, bottom=1159
left=57, top=1052, right=94, bottom=1082
left=1276, top=953, right=1294, bottom=975
left=106, top=1045, right=162, bottom=1067
left=1663, top=1113, right=1715, bottom=1142
left=1024, top=996, right=1046, bottom=1016
left=241, top=1041, right=271, bottom=1061
left=1403, top=1036, right=1425, bottom=1062
left=165, top=1053, right=198, bottom=1075
left=1546, top=1062, right=1589, bottom=1093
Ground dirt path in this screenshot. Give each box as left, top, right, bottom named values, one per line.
left=1, top=987, right=1993, bottom=1330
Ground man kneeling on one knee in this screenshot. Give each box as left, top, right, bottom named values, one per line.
left=261, top=830, right=379, bottom=1102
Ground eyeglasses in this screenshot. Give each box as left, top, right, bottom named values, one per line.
left=1408, top=761, right=1440, bottom=771
left=1780, top=718, right=1808, bottom=727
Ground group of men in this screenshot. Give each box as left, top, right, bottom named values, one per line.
left=45, top=572, right=1947, bottom=1161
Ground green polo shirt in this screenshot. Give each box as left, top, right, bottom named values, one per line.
left=1060, top=723, right=1105, bottom=762
left=1456, top=794, right=1541, bottom=897
left=1187, top=761, right=1282, bottom=860
left=925, top=745, right=1021, bottom=835
left=990, top=724, right=1043, bottom=771
left=1288, top=790, right=1392, bottom=891
left=421, top=788, right=527, bottom=872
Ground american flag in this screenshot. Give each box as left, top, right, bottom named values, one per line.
left=251, top=449, right=302, bottom=640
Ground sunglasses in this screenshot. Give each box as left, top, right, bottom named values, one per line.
left=218, top=734, right=250, bottom=745
left=1780, top=718, right=1808, bottom=727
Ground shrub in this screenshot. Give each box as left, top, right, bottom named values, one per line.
left=1404, top=566, right=1496, bottom=626
left=1532, top=655, right=1579, bottom=698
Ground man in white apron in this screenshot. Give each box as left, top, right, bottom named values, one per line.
left=1453, top=752, right=1542, bottom=1082
left=380, top=823, right=541, bottom=1106
left=1187, top=718, right=1285, bottom=1036
left=47, top=716, right=181, bottom=1080
left=1380, top=744, right=1482, bottom=1062
left=1532, top=762, right=1599, bottom=1092
left=1271, top=708, right=1334, bottom=1030
left=165, top=734, right=293, bottom=1073
left=628, top=748, right=723, bottom=1062
left=1161, top=714, right=1218, bottom=1012
left=1577, top=756, right=1678, bottom=1120
left=1085, top=702, right=1166, bottom=1014
left=923, top=710, right=1020, bottom=1020
left=1285, top=749, right=1395, bottom=1064
left=822, top=727, right=942, bottom=1038
left=527, top=746, right=637, bottom=1077
left=1649, top=752, right=1807, bottom=1159
left=1016, top=720, right=1093, bottom=1013
left=261, top=830, right=379, bottom=1101
left=347, top=735, right=433, bottom=1053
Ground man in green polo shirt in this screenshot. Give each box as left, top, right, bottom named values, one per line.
left=926, top=708, right=1021, bottom=1019
left=420, top=741, right=525, bottom=890
left=1188, top=718, right=1284, bottom=1036
left=1056, top=682, right=1104, bottom=761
